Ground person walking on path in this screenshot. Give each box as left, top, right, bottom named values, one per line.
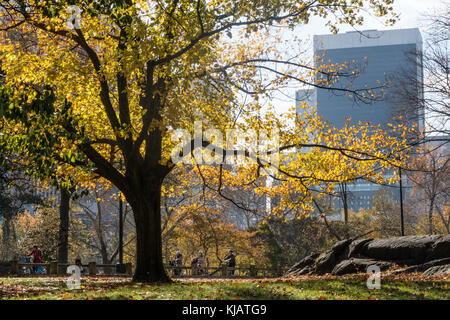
left=27, top=245, right=42, bottom=274
left=223, top=249, right=236, bottom=275
left=75, top=257, right=86, bottom=275
left=174, top=250, right=183, bottom=276
left=197, top=251, right=206, bottom=275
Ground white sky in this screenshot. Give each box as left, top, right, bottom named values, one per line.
left=305, top=0, right=444, bottom=34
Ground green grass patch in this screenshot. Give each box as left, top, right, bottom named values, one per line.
left=0, top=276, right=448, bottom=300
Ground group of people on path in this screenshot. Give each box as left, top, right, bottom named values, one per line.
left=24, top=244, right=238, bottom=277
left=170, top=249, right=236, bottom=276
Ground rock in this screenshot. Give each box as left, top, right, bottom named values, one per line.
left=399, top=258, right=450, bottom=274
left=287, top=240, right=353, bottom=275
left=314, top=239, right=354, bottom=274
left=348, top=239, right=373, bottom=258
left=422, top=264, right=450, bottom=277
left=286, top=235, right=449, bottom=277
left=294, top=266, right=314, bottom=275
left=332, top=258, right=392, bottom=275
left=286, top=252, right=319, bottom=275
left=365, top=235, right=441, bottom=264
left=332, top=239, right=353, bottom=255
left=331, top=239, right=353, bottom=262
left=426, top=234, right=450, bottom=261
left=314, top=250, right=336, bottom=274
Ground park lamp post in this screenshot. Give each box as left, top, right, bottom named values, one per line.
left=119, top=196, right=124, bottom=265
left=397, top=136, right=420, bottom=237
left=399, top=165, right=405, bottom=236
left=115, top=195, right=126, bottom=274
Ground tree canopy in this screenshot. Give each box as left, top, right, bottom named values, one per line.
left=0, top=0, right=414, bottom=282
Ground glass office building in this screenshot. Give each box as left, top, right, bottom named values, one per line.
left=313, top=28, right=423, bottom=129
left=296, top=28, right=424, bottom=213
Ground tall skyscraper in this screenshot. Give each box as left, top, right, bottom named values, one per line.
left=312, top=28, right=423, bottom=129
left=296, top=28, right=424, bottom=213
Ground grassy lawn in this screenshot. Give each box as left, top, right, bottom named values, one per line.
left=0, top=275, right=448, bottom=300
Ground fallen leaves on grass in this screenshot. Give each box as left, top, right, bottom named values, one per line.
left=0, top=275, right=448, bottom=300
left=0, top=281, right=60, bottom=298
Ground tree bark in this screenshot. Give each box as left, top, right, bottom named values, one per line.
left=1, top=215, right=11, bottom=248
left=58, top=187, right=70, bottom=264
left=1, top=214, right=16, bottom=259
left=428, top=197, right=434, bottom=235
left=339, top=182, right=349, bottom=225
left=94, top=193, right=110, bottom=265
left=343, top=192, right=348, bottom=225
left=127, top=182, right=170, bottom=283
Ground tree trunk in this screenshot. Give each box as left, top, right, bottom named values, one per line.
left=1, top=215, right=11, bottom=248
left=58, top=187, right=70, bottom=264
left=340, top=183, right=349, bottom=238
left=1, top=214, right=16, bottom=259
left=127, top=183, right=170, bottom=283
left=95, top=194, right=109, bottom=264
left=343, top=193, right=348, bottom=225
left=428, top=197, right=434, bottom=235
left=340, top=182, right=349, bottom=225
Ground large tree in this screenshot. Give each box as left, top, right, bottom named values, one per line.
left=0, top=83, right=76, bottom=265
left=0, top=0, right=412, bottom=282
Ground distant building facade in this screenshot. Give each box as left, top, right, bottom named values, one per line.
left=296, top=28, right=424, bottom=214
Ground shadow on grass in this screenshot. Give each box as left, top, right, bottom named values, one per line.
left=288, top=279, right=448, bottom=300
left=2, top=277, right=449, bottom=300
